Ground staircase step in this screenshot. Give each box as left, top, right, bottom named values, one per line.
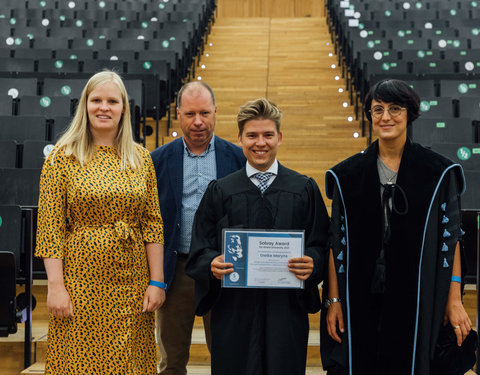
left=22, top=363, right=327, bottom=375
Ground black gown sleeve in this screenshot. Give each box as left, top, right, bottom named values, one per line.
left=302, top=177, right=330, bottom=288
left=185, top=180, right=224, bottom=316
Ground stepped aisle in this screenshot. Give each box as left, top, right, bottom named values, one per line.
left=165, top=17, right=365, bottom=200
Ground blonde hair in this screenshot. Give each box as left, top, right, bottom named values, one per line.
left=54, top=70, right=142, bottom=170
left=237, top=97, right=282, bottom=135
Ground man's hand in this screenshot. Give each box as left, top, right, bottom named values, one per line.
left=288, top=256, right=314, bottom=280
left=211, top=255, right=234, bottom=280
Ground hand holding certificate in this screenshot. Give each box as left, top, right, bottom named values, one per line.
left=221, top=229, right=305, bottom=289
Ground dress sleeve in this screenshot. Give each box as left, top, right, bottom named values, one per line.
left=35, top=147, right=68, bottom=259
left=141, top=151, right=164, bottom=244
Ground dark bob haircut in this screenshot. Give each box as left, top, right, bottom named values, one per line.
left=364, top=79, right=421, bottom=126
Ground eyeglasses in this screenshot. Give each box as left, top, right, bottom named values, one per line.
left=369, top=105, right=406, bottom=119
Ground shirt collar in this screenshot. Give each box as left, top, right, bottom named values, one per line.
left=246, top=159, right=278, bottom=177
left=183, top=134, right=216, bottom=157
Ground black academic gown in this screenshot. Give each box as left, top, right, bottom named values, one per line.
left=320, top=139, right=466, bottom=375
left=186, top=164, right=329, bottom=375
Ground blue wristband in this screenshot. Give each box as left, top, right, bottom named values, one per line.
left=149, top=280, right=167, bottom=290
left=451, top=276, right=461, bottom=283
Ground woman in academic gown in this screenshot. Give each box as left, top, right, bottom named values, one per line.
left=320, top=79, right=472, bottom=375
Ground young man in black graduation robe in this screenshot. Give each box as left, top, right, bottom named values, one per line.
left=320, top=139, right=467, bottom=375
left=185, top=98, right=329, bottom=375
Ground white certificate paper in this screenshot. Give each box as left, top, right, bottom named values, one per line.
left=222, top=229, right=304, bottom=289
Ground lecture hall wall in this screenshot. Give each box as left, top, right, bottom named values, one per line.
left=217, top=0, right=325, bottom=17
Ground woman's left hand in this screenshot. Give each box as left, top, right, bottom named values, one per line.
left=142, top=285, right=166, bottom=312
left=444, top=298, right=472, bottom=346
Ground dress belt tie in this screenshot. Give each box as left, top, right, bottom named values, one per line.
left=72, top=221, right=139, bottom=241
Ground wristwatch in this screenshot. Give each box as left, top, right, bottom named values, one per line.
left=324, top=297, right=342, bottom=308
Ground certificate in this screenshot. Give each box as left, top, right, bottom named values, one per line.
left=222, top=229, right=304, bottom=289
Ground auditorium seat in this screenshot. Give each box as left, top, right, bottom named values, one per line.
left=390, top=36, right=430, bottom=51
left=0, top=250, right=17, bottom=337
left=51, top=116, right=72, bottom=141
left=61, top=18, right=96, bottom=30
left=457, top=58, right=480, bottom=75
left=43, top=77, right=87, bottom=99
left=462, top=170, right=480, bottom=210
left=458, top=97, right=480, bottom=120
left=400, top=49, right=442, bottom=61
left=0, top=140, right=18, bottom=168
left=0, top=168, right=42, bottom=206
left=411, top=118, right=473, bottom=147
left=0, top=78, right=38, bottom=98
left=110, top=38, right=147, bottom=52
left=127, top=60, right=172, bottom=117
left=17, top=95, right=72, bottom=118
left=431, top=143, right=480, bottom=171
left=82, top=59, right=125, bottom=74
left=0, top=58, right=35, bottom=74
left=22, top=140, right=54, bottom=169
left=83, top=27, right=120, bottom=40
left=37, top=58, right=80, bottom=73
left=55, top=48, right=94, bottom=61
left=119, top=27, right=157, bottom=41
left=25, top=0, right=55, bottom=9
left=70, top=37, right=108, bottom=51
left=411, top=59, right=457, bottom=77
left=439, top=80, right=480, bottom=99
left=0, top=204, right=22, bottom=285
left=419, top=97, right=454, bottom=118
left=11, top=24, right=48, bottom=39
left=14, top=48, right=51, bottom=59
left=97, top=49, right=136, bottom=62
left=33, top=36, right=70, bottom=50
left=405, top=79, right=437, bottom=98
left=0, top=96, right=14, bottom=116
left=0, top=116, right=48, bottom=142
left=429, top=36, right=469, bottom=50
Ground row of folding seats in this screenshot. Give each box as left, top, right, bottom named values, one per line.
left=327, top=0, right=480, bottom=87
left=410, top=118, right=478, bottom=148
left=0, top=0, right=216, bottom=148
left=0, top=0, right=213, bottom=13
left=326, top=0, right=480, bottom=211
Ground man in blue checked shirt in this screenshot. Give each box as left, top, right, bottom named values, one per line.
left=151, top=81, right=245, bottom=375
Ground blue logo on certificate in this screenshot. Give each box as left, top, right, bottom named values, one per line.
left=222, top=229, right=304, bottom=289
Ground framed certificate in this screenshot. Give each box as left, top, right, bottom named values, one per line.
left=221, top=229, right=305, bottom=289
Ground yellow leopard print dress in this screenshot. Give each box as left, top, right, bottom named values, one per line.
left=35, top=145, right=163, bottom=375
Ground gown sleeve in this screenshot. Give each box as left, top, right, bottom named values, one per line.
left=35, top=147, right=69, bottom=259
left=186, top=180, right=224, bottom=315
left=141, top=151, right=164, bottom=244
left=302, top=177, right=330, bottom=288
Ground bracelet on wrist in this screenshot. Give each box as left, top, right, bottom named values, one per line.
left=149, top=280, right=167, bottom=290
left=325, top=297, right=341, bottom=308
left=451, top=276, right=461, bottom=284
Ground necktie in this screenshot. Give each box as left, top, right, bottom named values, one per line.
left=254, top=172, right=273, bottom=193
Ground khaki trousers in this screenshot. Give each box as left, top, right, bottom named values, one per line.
left=156, top=256, right=211, bottom=375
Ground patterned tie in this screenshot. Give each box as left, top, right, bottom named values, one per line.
left=254, top=172, right=274, bottom=193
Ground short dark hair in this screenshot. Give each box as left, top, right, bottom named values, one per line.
left=364, top=79, right=420, bottom=125
left=237, top=98, right=282, bottom=135
left=177, top=81, right=215, bottom=108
